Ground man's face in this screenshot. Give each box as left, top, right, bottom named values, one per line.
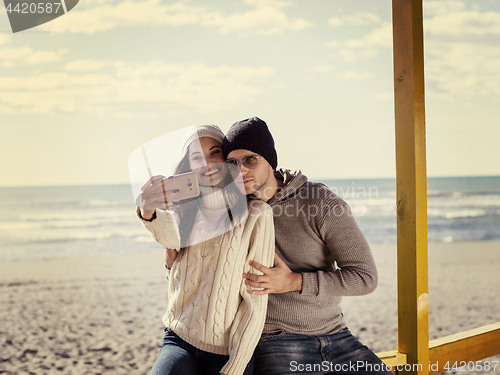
left=226, top=149, right=274, bottom=197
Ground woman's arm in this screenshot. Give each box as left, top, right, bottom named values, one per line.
left=136, top=207, right=181, bottom=251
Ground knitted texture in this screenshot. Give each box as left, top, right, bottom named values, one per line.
left=222, top=117, right=278, bottom=170
left=139, top=197, right=274, bottom=375
left=182, top=124, right=224, bottom=154
left=264, top=169, right=378, bottom=336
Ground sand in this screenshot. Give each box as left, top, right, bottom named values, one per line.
left=1, top=242, right=499, bottom=374
left=0, top=252, right=167, bottom=375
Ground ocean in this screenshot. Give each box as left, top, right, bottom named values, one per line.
left=0, top=176, right=499, bottom=260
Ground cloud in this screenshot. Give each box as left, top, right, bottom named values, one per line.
left=0, top=34, right=11, bottom=45
left=327, top=1, right=500, bottom=100
left=426, top=41, right=500, bottom=99
left=0, top=46, right=63, bottom=67
left=307, top=65, right=332, bottom=73
left=65, top=60, right=112, bottom=72
left=340, top=71, right=373, bottom=80
left=424, top=0, right=466, bottom=16
left=425, top=8, right=500, bottom=40
left=0, top=60, right=274, bottom=116
left=328, top=22, right=392, bottom=61
left=202, top=1, right=312, bottom=35
left=328, top=12, right=381, bottom=27
left=39, top=0, right=312, bottom=35
left=424, top=1, right=500, bottom=99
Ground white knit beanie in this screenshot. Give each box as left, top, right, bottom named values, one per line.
left=182, top=125, right=224, bottom=152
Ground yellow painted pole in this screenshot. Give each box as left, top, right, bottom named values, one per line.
left=392, top=0, right=429, bottom=374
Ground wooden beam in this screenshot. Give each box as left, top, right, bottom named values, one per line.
left=392, top=0, right=429, bottom=374
left=379, top=350, right=408, bottom=370
left=429, top=323, right=500, bottom=375
left=378, top=323, right=500, bottom=374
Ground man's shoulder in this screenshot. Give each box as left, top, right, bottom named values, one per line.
left=297, top=181, right=346, bottom=205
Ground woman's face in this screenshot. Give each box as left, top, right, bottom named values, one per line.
left=188, top=137, right=226, bottom=187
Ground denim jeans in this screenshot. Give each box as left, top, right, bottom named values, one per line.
left=150, top=328, right=254, bottom=375
left=254, top=327, right=394, bottom=375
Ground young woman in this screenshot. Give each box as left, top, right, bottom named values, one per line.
left=136, top=125, right=275, bottom=375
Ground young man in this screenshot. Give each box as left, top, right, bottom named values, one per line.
left=222, top=117, right=394, bottom=375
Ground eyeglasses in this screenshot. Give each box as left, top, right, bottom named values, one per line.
left=224, top=155, right=262, bottom=170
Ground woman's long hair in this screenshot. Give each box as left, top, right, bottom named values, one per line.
left=171, top=147, right=248, bottom=248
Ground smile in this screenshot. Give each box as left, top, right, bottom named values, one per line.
left=203, top=168, right=221, bottom=177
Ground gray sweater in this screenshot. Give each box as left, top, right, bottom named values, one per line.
left=263, top=169, right=378, bottom=336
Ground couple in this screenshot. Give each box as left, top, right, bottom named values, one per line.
left=137, top=118, right=394, bottom=375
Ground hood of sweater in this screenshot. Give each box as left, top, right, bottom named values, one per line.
left=266, top=169, right=308, bottom=205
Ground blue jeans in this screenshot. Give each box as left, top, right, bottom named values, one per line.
left=150, top=328, right=254, bottom=375
left=254, top=327, right=394, bottom=375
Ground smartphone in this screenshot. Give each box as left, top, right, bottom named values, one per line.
left=161, top=171, right=200, bottom=202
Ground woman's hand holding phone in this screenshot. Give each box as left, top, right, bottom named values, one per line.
left=137, top=172, right=200, bottom=220
left=138, top=175, right=169, bottom=220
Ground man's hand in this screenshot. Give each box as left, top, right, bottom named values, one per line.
left=243, top=253, right=302, bottom=295
left=165, top=248, right=178, bottom=269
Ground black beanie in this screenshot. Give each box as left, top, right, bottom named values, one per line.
left=223, top=117, right=278, bottom=170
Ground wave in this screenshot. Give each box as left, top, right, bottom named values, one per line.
left=77, top=200, right=132, bottom=208
left=24, top=231, right=115, bottom=243
left=17, top=209, right=133, bottom=222
left=15, top=229, right=147, bottom=244
left=428, top=191, right=466, bottom=198
left=0, top=217, right=137, bottom=232
left=427, top=209, right=488, bottom=219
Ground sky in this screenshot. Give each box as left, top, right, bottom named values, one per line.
left=0, top=0, right=499, bottom=187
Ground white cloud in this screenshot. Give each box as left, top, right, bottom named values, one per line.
left=425, top=9, right=500, bottom=39
left=423, top=1, right=500, bottom=99
left=202, top=3, right=311, bottom=35
left=307, top=65, right=332, bottom=73
left=0, top=60, right=274, bottom=115
left=65, top=60, right=113, bottom=72
left=328, top=12, right=381, bottom=27
left=39, top=0, right=312, bottom=35
left=0, top=34, right=11, bottom=45
left=330, top=22, right=392, bottom=61
left=340, top=71, right=373, bottom=80
left=426, top=41, right=500, bottom=99
left=327, top=1, right=500, bottom=100
left=424, top=0, right=466, bottom=16
left=0, top=46, right=62, bottom=66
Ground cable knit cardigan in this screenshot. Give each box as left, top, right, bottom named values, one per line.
left=138, top=192, right=274, bottom=375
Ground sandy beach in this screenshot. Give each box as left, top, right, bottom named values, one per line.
left=1, top=241, right=499, bottom=374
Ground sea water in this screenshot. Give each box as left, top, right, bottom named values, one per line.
left=0, top=176, right=499, bottom=260
left=327, top=175, right=500, bottom=244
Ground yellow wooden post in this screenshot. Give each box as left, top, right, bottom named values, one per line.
left=392, top=0, right=429, bottom=374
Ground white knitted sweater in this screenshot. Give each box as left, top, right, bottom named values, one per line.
left=139, top=192, right=274, bottom=375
